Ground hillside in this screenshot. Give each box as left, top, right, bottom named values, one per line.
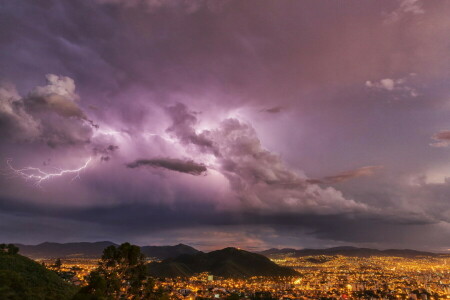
left=148, top=247, right=299, bottom=278
left=17, top=242, right=199, bottom=260
left=0, top=253, right=77, bottom=300
left=260, top=246, right=439, bottom=258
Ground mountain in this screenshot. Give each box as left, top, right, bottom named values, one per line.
left=16, top=242, right=200, bottom=260
left=148, top=247, right=299, bottom=278
left=0, top=252, right=77, bottom=300
left=141, top=243, right=199, bottom=259
left=259, top=246, right=439, bottom=258
left=16, top=241, right=117, bottom=259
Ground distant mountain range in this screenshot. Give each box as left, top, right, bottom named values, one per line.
left=148, top=247, right=299, bottom=278
left=15, top=242, right=443, bottom=261
left=16, top=242, right=199, bottom=259
left=259, top=246, right=440, bottom=258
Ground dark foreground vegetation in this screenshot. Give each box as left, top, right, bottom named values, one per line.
left=73, top=242, right=169, bottom=300
left=0, top=244, right=77, bottom=300
left=0, top=242, right=299, bottom=299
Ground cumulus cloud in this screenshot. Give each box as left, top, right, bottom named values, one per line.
left=0, top=74, right=96, bottom=147
left=127, top=157, right=207, bottom=175
left=365, top=75, right=418, bottom=98
left=24, top=74, right=86, bottom=119
left=0, top=83, right=41, bottom=141
left=165, top=103, right=368, bottom=214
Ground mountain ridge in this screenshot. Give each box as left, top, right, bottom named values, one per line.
left=16, top=241, right=199, bottom=259
left=14, top=242, right=445, bottom=260
left=259, top=246, right=441, bottom=258
left=148, top=247, right=299, bottom=278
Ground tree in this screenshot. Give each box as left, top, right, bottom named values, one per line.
left=72, top=271, right=110, bottom=300
left=6, top=244, right=19, bottom=255
left=98, top=242, right=147, bottom=298
left=73, top=242, right=159, bottom=300
left=227, top=293, right=241, bottom=300
left=55, top=258, right=63, bottom=270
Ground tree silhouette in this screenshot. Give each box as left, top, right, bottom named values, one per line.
left=73, top=242, right=163, bottom=300
left=54, top=258, right=62, bottom=270
left=1, top=244, right=19, bottom=255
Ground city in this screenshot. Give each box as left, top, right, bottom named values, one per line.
left=37, top=252, right=450, bottom=299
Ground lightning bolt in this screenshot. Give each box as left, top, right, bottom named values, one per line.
left=5, top=157, right=92, bottom=187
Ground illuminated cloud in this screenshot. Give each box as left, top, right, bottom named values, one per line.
left=165, top=103, right=368, bottom=214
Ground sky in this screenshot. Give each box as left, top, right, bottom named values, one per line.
left=1, top=0, right=450, bottom=252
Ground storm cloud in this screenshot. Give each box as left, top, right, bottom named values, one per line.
left=164, top=103, right=369, bottom=214
left=0, top=74, right=95, bottom=147
left=1, top=0, right=450, bottom=251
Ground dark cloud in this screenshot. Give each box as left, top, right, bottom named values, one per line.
left=317, top=166, right=383, bottom=184
left=430, top=130, right=450, bottom=147
left=95, top=0, right=225, bottom=13
left=93, top=144, right=119, bottom=162
left=432, top=131, right=450, bottom=140
left=165, top=103, right=215, bottom=152
left=261, top=106, right=284, bottom=114
left=126, top=158, right=207, bottom=175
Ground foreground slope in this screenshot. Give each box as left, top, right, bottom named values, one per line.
left=0, top=253, right=77, bottom=300
left=148, top=247, right=298, bottom=278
